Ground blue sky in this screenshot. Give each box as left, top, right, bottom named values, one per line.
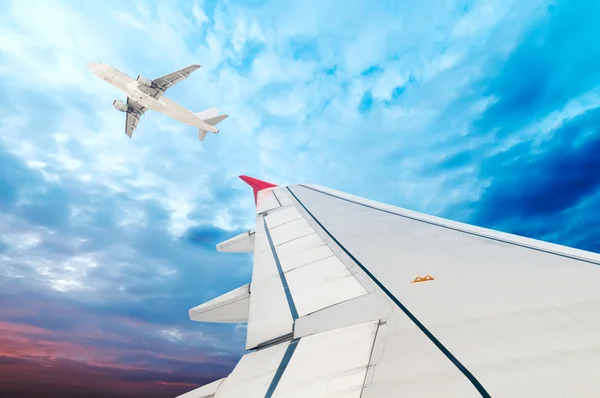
left=1, top=0, right=600, bottom=396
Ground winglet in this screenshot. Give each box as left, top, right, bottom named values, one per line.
left=239, top=175, right=278, bottom=204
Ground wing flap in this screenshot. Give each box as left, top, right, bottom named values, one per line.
left=205, top=321, right=379, bottom=398
left=274, top=233, right=324, bottom=259
left=273, top=321, right=379, bottom=398
left=264, top=207, right=303, bottom=228
left=285, top=255, right=368, bottom=318
left=278, top=243, right=333, bottom=273
left=269, top=218, right=314, bottom=246
left=294, top=293, right=392, bottom=339
left=214, top=341, right=290, bottom=398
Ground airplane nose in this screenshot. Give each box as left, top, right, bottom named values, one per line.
left=87, top=62, right=107, bottom=79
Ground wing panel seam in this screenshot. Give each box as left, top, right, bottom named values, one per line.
left=268, top=216, right=304, bottom=230
left=253, top=332, right=294, bottom=351
left=274, top=230, right=316, bottom=247
left=360, top=321, right=382, bottom=397
left=263, top=219, right=299, bottom=321
left=264, top=339, right=299, bottom=398
left=271, top=190, right=283, bottom=208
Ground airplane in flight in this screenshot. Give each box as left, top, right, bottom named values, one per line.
left=87, top=62, right=227, bottom=141
left=178, top=176, right=600, bottom=398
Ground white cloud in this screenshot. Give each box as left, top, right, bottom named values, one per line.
left=192, top=2, right=209, bottom=26
left=371, top=68, right=410, bottom=100
left=0, top=0, right=564, bottom=317
left=451, top=0, right=512, bottom=38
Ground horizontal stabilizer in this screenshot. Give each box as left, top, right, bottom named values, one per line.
left=217, top=230, right=255, bottom=252
left=196, top=107, right=219, bottom=119
left=189, top=284, right=250, bottom=323
left=196, top=111, right=228, bottom=140
left=204, top=114, right=228, bottom=126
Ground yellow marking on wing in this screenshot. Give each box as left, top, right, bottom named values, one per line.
left=411, top=275, right=435, bottom=283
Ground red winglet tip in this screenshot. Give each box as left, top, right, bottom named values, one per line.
left=239, top=175, right=278, bottom=204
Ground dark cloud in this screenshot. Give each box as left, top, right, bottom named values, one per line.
left=360, top=65, right=384, bottom=77
left=182, top=226, right=231, bottom=247
left=0, top=290, right=243, bottom=372
left=473, top=1, right=600, bottom=140
left=0, top=149, right=45, bottom=211
left=0, top=356, right=221, bottom=398
left=18, top=185, right=71, bottom=228
left=428, top=1, right=600, bottom=254
left=358, top=90, right=374, bottom=113
left=0, top=136, right=249, bottom=387
left=473, top=107, right=600, bottom=225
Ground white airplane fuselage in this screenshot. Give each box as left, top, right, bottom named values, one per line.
left=87, top=62, right=217, bottom=133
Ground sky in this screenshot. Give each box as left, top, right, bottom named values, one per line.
left=1, top=0, right=599, bottom=396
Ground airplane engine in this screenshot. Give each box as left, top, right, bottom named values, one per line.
left=112, top=100, right=129, bottom=113
left=136, top=75, right=156, bottom=88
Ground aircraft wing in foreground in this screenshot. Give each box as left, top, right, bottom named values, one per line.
left=180, top=177, right=600, bottom=397
left=87, top=62, right=228, bottom=140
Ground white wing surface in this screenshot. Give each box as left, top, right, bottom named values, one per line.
left=153, top=64, right=201, bottom=92
left=125, top=98, right=147, bottom=138
left=180, top=178, right=600, bottom=398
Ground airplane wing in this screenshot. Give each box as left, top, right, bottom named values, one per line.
left=181, top=178, right=600, bottom=398
left=125, top=98, right=147, bottom=138
left=152, top=64, right=201, bottom=93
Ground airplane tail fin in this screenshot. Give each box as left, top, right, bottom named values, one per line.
left=197, top=113, right=229, bottom=141
left=204, top=114, right=229, bottom=126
